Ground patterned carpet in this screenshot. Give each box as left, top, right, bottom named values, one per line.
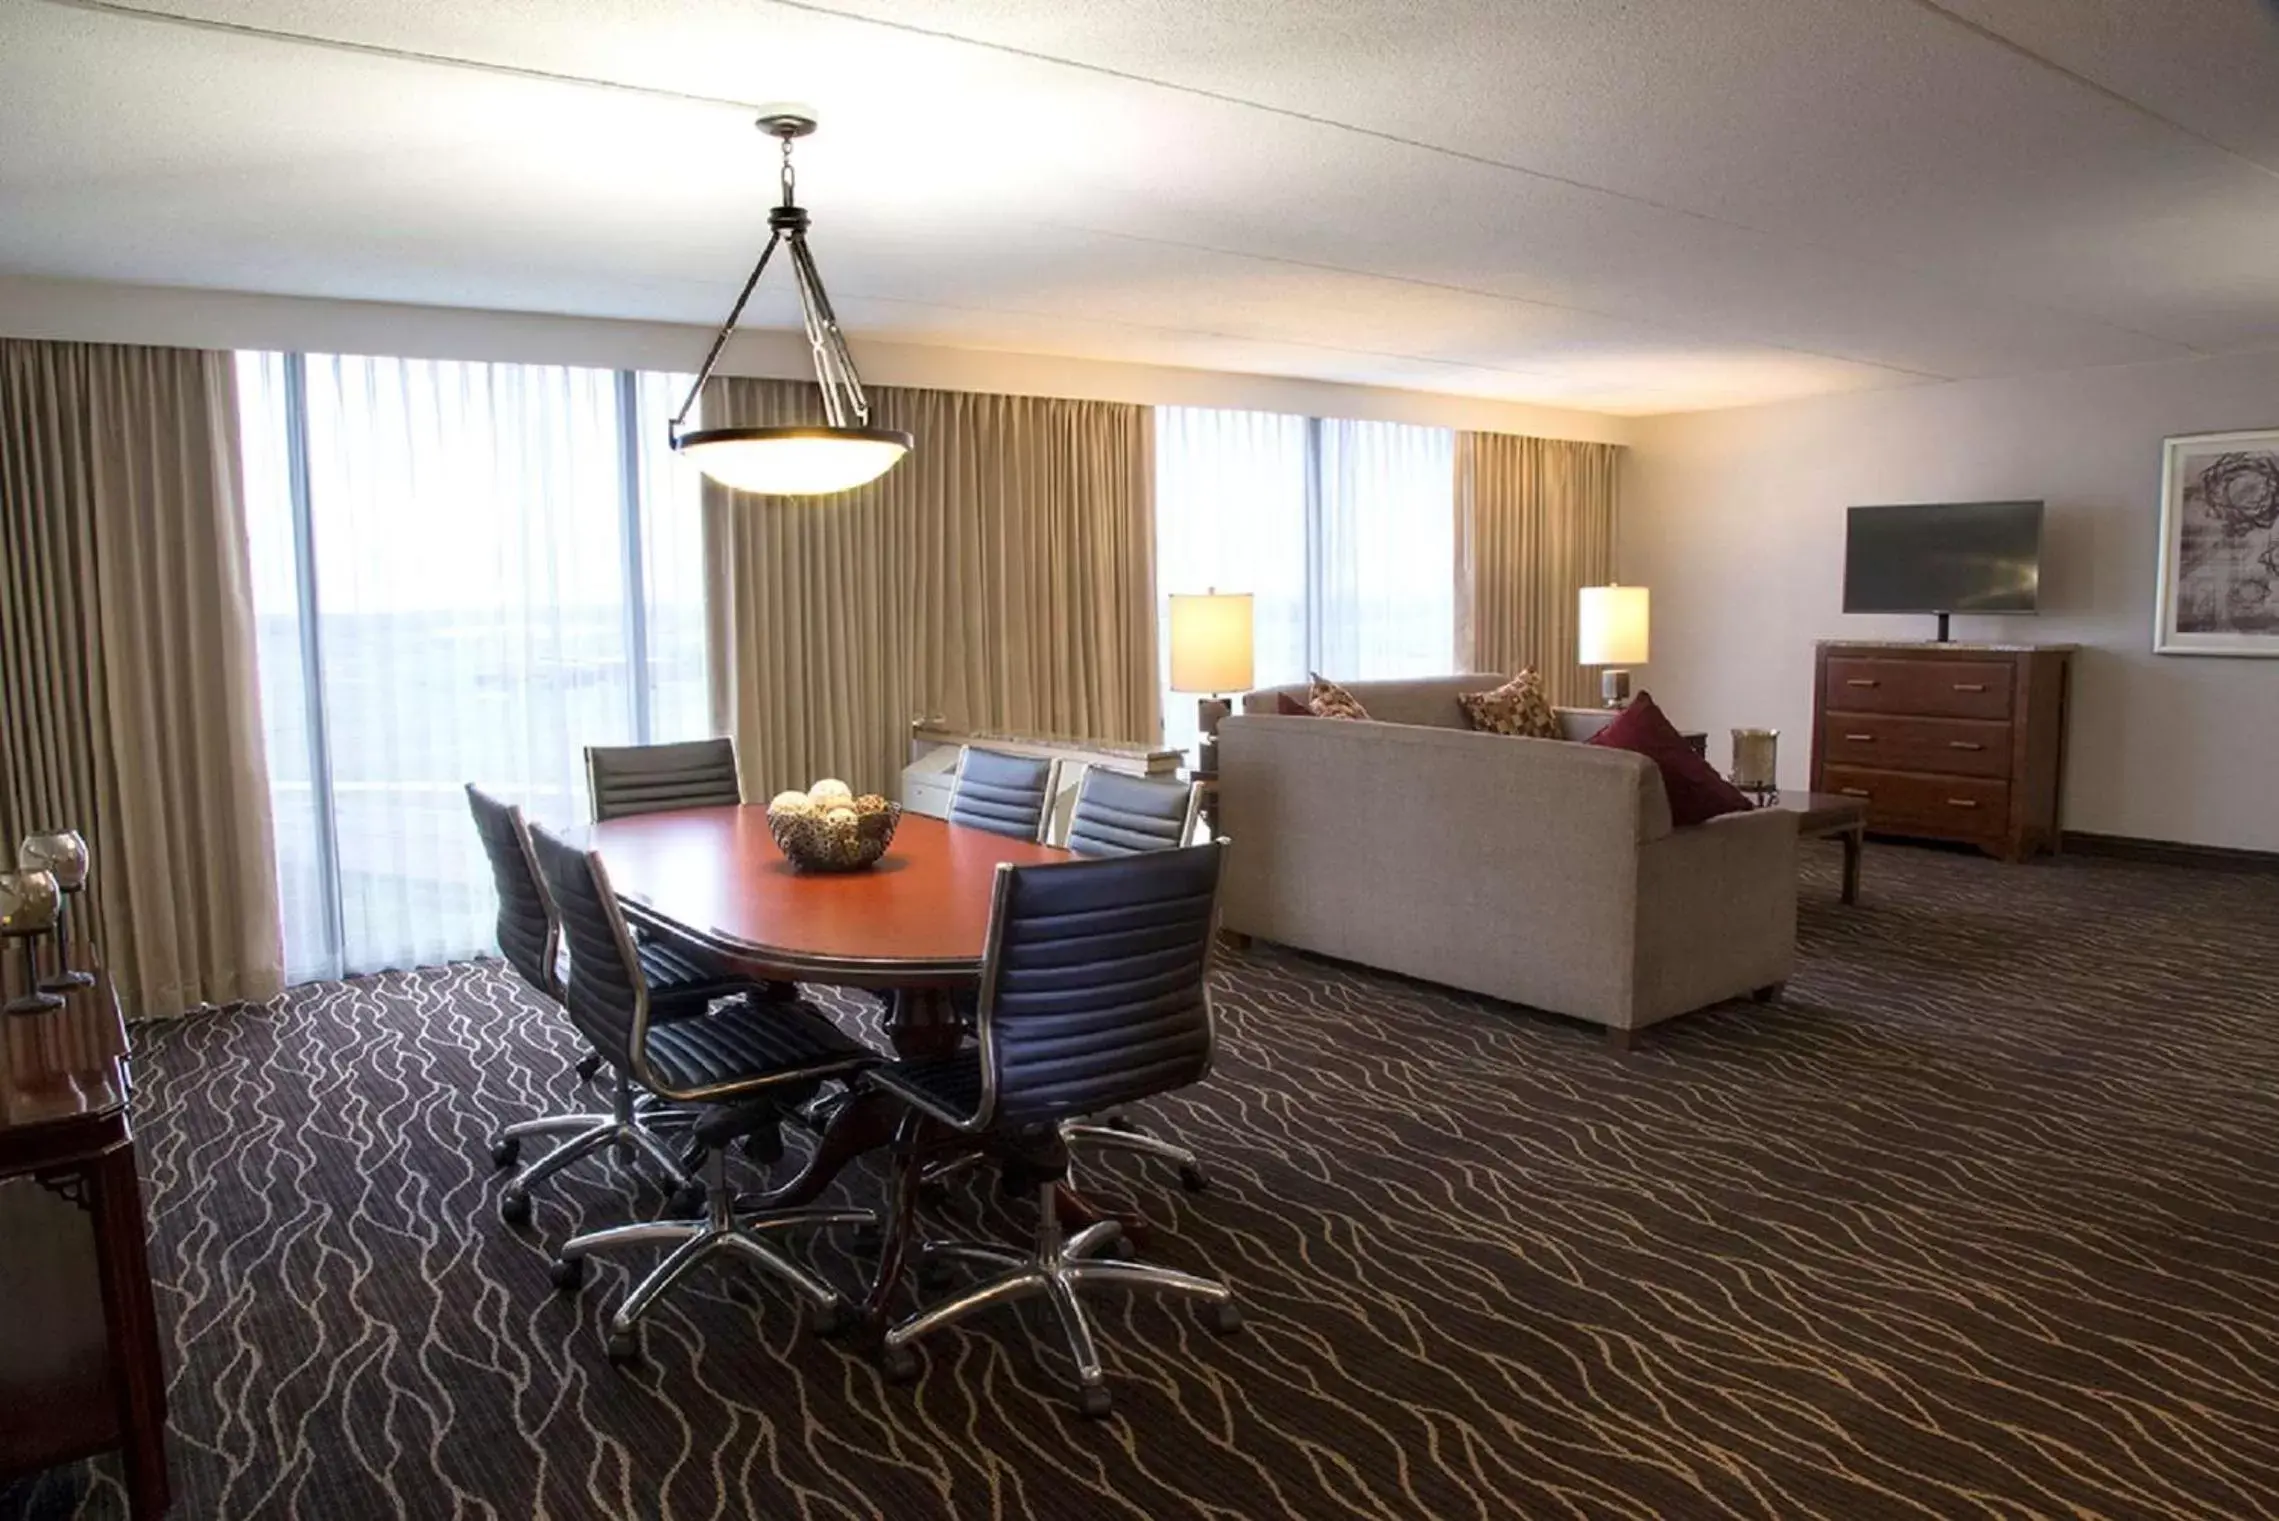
left=8, top=840, right=2279, bottom=1520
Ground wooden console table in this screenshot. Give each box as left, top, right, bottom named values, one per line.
left=0, top=974, right=169, bottom=1517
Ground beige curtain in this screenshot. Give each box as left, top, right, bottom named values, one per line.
left=0, top=339, right=284, bottom=1016
left=703, top=379, right=1157, bottom=799
left=1454, top=432, right=1623, bottom=708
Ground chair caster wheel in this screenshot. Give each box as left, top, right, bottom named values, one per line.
left=810, top=1300, right=848, bottom=1338
left=490, top=1136, right=521, bottom=1169
left=1075, top=1384, right=1113, bottom=1419
left=605, top=1328, right=640, bottom=1365
left=668, top=1181, right=707, bottom=1218
left=1178, top=1162, right=1210, bottom=1193
left=1203, top=1299, right=1243, bottom=1335
left=548, top=1255, right=587, bottom=1293
left=881, top=1343, right=920, bottom=1384
left=575, top=1052, right=603, bottom=1083
left=499, top=1189, right=532, bottom=1226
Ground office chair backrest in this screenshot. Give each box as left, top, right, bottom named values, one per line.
left=586, top=738, right=741, bottom=822
left=466, top=784, right=559, bottom=999
left=976, top=841, right=1223, bottom=1128
left=527, top=822, right=646, bottom=1066
left=948, top=747, right=1059, bottom=842
left=1065, top=771, right=1201, bottom=858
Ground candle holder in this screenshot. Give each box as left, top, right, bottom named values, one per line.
left=1730, top=728, right=1780, bottom=803
left=0, top=867, right=64, bottom=1015
left=19, top=831, right=94, bottom=993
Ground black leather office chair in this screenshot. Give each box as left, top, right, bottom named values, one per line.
left=1064, top=769, right=1203, bottom=857
left=467, top=785, right=721, bottom=1223
left=947, top=746, right=1061, bottom=842
left=871, top=842, right=1241, bottom=1417
left=586, top=737, right=741, bottom=822
left=1057, top=770, right=1212, bottom=1192
left=528, top=822, right=879, bottom=1362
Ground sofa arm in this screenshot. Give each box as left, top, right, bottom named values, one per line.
left=1628, top=806, right=1799, bottom=1029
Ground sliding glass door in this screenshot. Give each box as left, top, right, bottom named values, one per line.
left=238, top=354, right=706, bottom=980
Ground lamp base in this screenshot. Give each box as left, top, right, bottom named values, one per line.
left=1600, top=669, right=1633, bottom=708
left=1192, top=695, right=1232, bottom=778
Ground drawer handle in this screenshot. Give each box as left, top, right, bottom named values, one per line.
left=1844, top=732, right=1875, bottom=742
left=1845, top=678, right=1879, bottom=688
left=1838, top=787, right=1870, bottom=798
left=1946, top=797, right=1980, bottom=809
left=1947, top=740, right=1984, bottom=751
left=1952, top=682, right=1988, bottom=693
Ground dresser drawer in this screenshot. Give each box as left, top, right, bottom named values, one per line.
left=1819, top=714, right=2012, bottom=779
left=1820, top=766, right=2010, bottom=839
left=1823, top=657, right=2015, bottom=720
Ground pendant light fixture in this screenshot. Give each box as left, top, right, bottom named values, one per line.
left=670, top=111, right=913, bottom=496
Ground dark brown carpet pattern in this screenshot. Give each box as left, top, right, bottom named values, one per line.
left=8, top=842, right=2279, bottom=1520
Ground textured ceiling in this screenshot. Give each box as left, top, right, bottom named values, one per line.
left=3, top=0, right=2277, bottom=414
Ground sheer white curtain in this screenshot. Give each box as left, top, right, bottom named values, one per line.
left=1153, top=407, right=1309, bottom=759
left=1154, top=406, right=1457, bottom=756
left=1317, top=417, right=1457, bottom=679
left=634, top=370, right=711, bottom=743
left=239, top=354, right=707, bottom=980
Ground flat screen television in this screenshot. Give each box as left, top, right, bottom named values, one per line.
left=1843, top=500, right=2043, bottom=641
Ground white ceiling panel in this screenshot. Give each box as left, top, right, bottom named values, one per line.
left=3, top=0, right=2276, bottom=414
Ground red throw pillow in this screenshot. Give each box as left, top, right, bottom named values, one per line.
left=1275, top=691, right=1311, bottom=716
left=1585, top=692, right=1754, bottom=827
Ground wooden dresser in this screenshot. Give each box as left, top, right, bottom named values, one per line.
left=1809, top=642, right=2073, bottom=862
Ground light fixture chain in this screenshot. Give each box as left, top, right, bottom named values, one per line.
left=787, top=235, right=848, bottom=428
left=788, top=237, right=871, bottom=426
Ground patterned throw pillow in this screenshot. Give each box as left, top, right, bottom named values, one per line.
left=1305, top=673, right=1370, bottom=720
left=1459, top=670, right=1562, bottom=739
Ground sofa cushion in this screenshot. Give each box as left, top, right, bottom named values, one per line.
left=1586, top=691, right=1753, bottom=827
left=1306, top=673, right=1371, bottom=720
left=1458, top=670, right=1563, bottom=739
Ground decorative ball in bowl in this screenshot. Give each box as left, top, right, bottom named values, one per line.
left=765, top=781, right=901, bottom=872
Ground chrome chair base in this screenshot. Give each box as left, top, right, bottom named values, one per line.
left=494, top=1075, right=704, bottom=1225
left=550, top=1151, right=872, bottom=1362
left=1060, top=1116, right=1210, bottom=1193
left=881, top=1181, right=1241, bottom=1417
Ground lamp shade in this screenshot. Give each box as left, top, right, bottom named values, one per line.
left=675, top=425, right=913, bottom=496
left=1578, top=584, right=1651, bottom=666
left=1168, top=593, right=1255, bottom=694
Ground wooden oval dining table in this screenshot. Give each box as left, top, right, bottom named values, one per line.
left=580, top=805, right=1141, bottom=1308
left=585, top=806, right=1065, bottom=994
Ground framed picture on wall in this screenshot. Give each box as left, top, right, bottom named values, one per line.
left=2156, top=428, right=2279, bottom=656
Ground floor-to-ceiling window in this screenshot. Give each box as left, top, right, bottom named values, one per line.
left=1153, top=406, right=1455, bottom=757
left=238, top=353, right=707, bottom=980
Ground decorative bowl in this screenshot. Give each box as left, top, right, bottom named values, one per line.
left=19, top=830, right=89, bottom=892
left=766, top=794, right=901, bottom=872
left=0, top=868, right=61, bottom=935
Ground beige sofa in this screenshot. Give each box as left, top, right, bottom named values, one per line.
left=1218, top=675, right=1798, bottom=1039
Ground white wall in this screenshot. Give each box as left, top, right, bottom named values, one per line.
left=0, top=275, right=1634, bottom=445
left=1623, top=350, right=2279, bottom=852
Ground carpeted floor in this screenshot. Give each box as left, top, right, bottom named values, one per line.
left=8, top=840, right=2279, bottom=1520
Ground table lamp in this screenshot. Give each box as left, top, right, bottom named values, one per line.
left=1169, top=591, right=1254, bottom=778
left=1578, top=584, right=1650, bottom=708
